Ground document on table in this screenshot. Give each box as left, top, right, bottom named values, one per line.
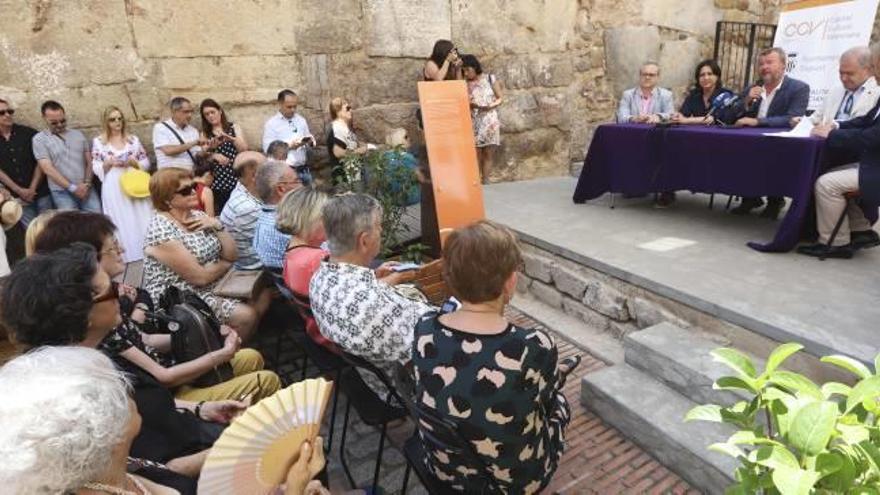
left=763, top=116, right=813, bottom=138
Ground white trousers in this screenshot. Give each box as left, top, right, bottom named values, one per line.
left=815, top=163, right=871, bottom=246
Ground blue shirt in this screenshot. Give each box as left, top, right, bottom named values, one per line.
left=252, top=205, right=290, bottom=269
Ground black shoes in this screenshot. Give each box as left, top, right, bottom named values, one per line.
left=731, top=197, right=764, bottom=215
left=760, top=199, right=785, bottom=220
left=852, top=230, right=880, bottom=250
left=797, top=243, right=854, bottom=259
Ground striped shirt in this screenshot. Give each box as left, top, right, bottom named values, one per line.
left=219, top=182, right=263, bottom=269
left=252, top=205, right=290, bottom=269
left=32, top=129, right=90, bottom=191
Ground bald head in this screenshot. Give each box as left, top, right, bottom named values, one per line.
left=233, top=151, right=267, bottom=188
left=840, top=46, right=873, bottom=91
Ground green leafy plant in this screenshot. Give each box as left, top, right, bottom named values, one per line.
left=339, top=147, right=420, bottom=256
left=685, top=343, right=880, bottom=494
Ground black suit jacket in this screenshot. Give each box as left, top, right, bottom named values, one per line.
left=735, top=77, right=810, bottom=127
left=826, top=99, right=880, bottom=206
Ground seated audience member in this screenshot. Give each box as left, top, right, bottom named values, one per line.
left=220, top=151, right=266, bottom=270
left=798, top=46, right=879, bottom=126
left=801, top=44, right=880, bottom=259
left=615, top=61, right=674, bottom=124
left=153, top=97, right=205, bottom=170
left=278, top=186, right=338, bottom=353
left=0, top=347, right=179, bottom=494
left=327, top=97, right=368, bottom=184
left=413, top=220, right=572, bottom=493
left=23, top=209, right=56, bottom=256
left=309, top=193, right=434, bottom=393
left=91, top=105, right=154, bottom=263
left=33, top=211, right=281, bottom=402
left=262, top=89, right=313, bottom=169
left=143, top=167, right=261, bottom=341
left=0, top=188, right=18, bottom=276
left=0, top=97, right=52, bottom=226
left=671, top=60, right=735, bottom=125
left=383, top=128, right=422, bottom=206
left=33, top=100, right=101, bottom=212
left=253, top=161, right=302, bottom=271
left=461, top=54, right=504, bottom=184
left=424, top=39, right=462, bottom=81
left=1, top=244, right=246, bottom=490
left=267, top=139, right=291, bottom=162
left=200, top=98, right=246, bottom=212
left=731, top=47, right=810, bottom=218
left=193, top=157, right=216, bottom=216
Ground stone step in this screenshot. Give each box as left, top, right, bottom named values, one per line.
left=624, top=322, right=763, bottom=407
left=581, top=364, right=737, bottom=494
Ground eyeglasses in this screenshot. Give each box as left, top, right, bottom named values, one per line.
left=175, top=184, right=196, bottom=196
left=101, top=239, right=124, bottom=257
left=107, top=116, right=123, bottom=123
left=0, top=109, right=14, bottom=116
left=93, top=281, right=120, bottom=304
left=640, top=73, right=659, bottom=78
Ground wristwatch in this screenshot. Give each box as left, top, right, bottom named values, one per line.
left=67, top=183, right=78, bottom=193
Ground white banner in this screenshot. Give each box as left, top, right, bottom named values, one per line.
left=774, top=0, right=880, bottom=110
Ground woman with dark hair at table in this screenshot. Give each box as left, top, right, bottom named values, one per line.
left=671, top=60, right=735, bottom=125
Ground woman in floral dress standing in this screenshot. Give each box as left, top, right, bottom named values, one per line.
left=462, top=54, right=504, bottom=184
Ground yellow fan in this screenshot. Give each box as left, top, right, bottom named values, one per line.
left=198, top=378, right=334, bottom=494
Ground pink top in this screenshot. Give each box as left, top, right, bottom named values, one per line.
left=282, top=245, right=338, bottom=354
left=639, top=92, right=653, bottom=116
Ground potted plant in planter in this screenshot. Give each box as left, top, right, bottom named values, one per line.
left=685, top=343, right=880, bottom=494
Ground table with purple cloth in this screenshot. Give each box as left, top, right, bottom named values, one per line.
left=572, top=123, right=826, bottom=252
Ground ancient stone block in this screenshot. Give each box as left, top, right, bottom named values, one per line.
left=561, top=297, right=610, bottom=333
left=609, top=320, right=639, bottom=340
left=497, top=91, right=541, bottom=133
left=451, top=0, right=578, bottom=54
left=583, top=281, right=630, bottom=321
left=522, top=251, right=554, bottom=283
left=643, top=0, right=723, bottom=36
left=516, top=272, right=533, bottom=294
left=365, top=0, right=452, bottom=58
left=530, top=281, right=563, bottom=309
left=328, top=54, right=422, bottom=106
left=349, top=103, right=421, bottom=146
left=551, top=265, right=589, bottom=300
left=630, top=297, right=690, bottom=329
left=157, top=56, right=304, bottom=91
left=295, top=0, right=364, bottom=54
left=496, top=128, right=568, bottom=181
left=604, top=26, right=661, bottom=96
left=658, top=39, right=704, bottom=91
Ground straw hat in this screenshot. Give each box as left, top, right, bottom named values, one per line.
left=0, top=199, right=22, bottom=231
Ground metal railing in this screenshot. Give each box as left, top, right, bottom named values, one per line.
left=714, top=21, right=778, bottom=92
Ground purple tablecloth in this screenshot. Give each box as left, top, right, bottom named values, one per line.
left=572, top=123, right=826, bottom=252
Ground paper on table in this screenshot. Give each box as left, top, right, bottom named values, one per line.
left=763, top=116, right=813, bottom=138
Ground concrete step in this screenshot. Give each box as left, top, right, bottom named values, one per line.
left=581, top=364, right=737, bottom=494
left=624, top=322, right=763, bottom=407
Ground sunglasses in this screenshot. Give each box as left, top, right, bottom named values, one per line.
left=0, top=109, right=14, bottom=116
left=93, top=281, right=120, bottom=304
left=107, top=116, right=123, bottom=123
left=175, top=184, right=196, bottom=196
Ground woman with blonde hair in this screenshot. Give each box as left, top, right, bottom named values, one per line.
left=326, top=97, right=368, bottom=184
left=24, top=209, right=56, bottom=256
left=91, top=105, right=154, bottom=262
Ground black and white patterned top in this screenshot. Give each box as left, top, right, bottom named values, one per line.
left=208, top=124, right=239, bottom=195
left=309, top=260, right=434, bottom=394
left=142, top=211, right=239, bottom=322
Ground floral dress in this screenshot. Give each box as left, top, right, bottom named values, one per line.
left=412, top=312, right=571, bottom=494
left=467, top=74, right=501, bottom=147
left=142, top=212, right=239, bottom=322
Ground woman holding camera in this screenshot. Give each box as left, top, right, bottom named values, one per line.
left=424, top=39, right=462, bottom=81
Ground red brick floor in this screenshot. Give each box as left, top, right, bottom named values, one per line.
left=506, top=311, right=700, bottom=495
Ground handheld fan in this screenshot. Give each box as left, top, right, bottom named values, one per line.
left=198, top=377, right=334, bottom=494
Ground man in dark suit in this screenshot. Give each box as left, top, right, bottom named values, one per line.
left=799, top=44, right=880, bottom=259
left=731, top=47, right=811, bottom=218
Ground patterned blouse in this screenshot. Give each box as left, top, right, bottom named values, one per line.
left=412, top=313, right=571, bottom=494
left=142, top=211, right=239, bottom=322
left=206, top=123, right=239, bottom=196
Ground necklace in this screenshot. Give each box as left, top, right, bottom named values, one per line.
left=82, top=474, right=148, bottom=495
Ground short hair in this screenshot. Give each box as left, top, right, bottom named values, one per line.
left=385, top=128, right=409, bottom=147
left=759, top=47, right=787, bottom=64
left=460, top=54, right=483, bottom=75
left=329, top=97, right=348, bottom=120
left=255, top=160, right=290, bottom=203
left=640, top=61, right=660, bottom=74
left=150, top=167, right=193, bottom=211
left=40, top=100, right=64, bottom=115
left=322, top=193, right=382, bottom=256
left=693, top=59, right=722, bottom=89
left=232, top=150, right=266, bottom=172
left=1, top=243, right=99, bottom=348
left=0, top=347, right=131, bottom=494
left=276, top=186, right=330, bottom=237
left=24, top=210, right=57, bottom=257
left=193, top=156, right=216, bottom=178
left=442, top=220, right=522, bottom=303
left=33, top=211, right=117, bottom=256
left=100, top=105, right=127, bottom=140
left=169, top=96, right=191, bottom=111
left=842, top=46, right=872, bottom=68
left=267, top=140, right=290, bottom=160
left=277, top=89, right=297, bottom=102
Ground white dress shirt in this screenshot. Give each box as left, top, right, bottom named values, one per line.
left=757, top=76, right=785, bottom=120
left=152, top=119, right=201, bottom=169
left=261, top=112, right=312, bottom=167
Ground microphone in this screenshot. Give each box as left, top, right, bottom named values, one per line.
left=703, top=91, right=736, bottom=122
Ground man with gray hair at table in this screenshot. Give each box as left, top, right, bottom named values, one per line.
left=793, top=46, right=880, bottom=127
left=252, top=160, right=303, bottom=270
left=615, top=61, right=675, bottom=124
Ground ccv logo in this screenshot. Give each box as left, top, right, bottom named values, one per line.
left=784, top=19, right=827, bottom=37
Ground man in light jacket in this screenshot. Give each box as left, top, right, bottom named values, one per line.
left=615, top=61, right=675, bottom=124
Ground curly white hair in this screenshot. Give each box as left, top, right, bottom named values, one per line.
left=0, top=347, right=131, bottom=494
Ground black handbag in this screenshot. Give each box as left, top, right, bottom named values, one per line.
left=158, top=286, right=233, bottom=387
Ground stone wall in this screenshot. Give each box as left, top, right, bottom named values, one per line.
left=2, top=0, right=780, bottom=181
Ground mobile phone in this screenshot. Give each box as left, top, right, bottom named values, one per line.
left=391, top=262, right=421, bottom=272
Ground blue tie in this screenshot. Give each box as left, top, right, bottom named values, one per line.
left=838, top=92, right=854, bottom=119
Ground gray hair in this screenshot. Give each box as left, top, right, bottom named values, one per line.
left=255, top=160, right=290, bottom=203
left=322, top=193, right=382, bottom=256
left=0, top=347, right=131, bottom=494
left=385, top=128, right=408, bottom=147
left=169, top=96, right=191, bottom=111
left=842, top=46, right=872, bottom=68
left=759, top=47, right=787, bottom=64
left=267, top=140, right=290, bottom=160
left=640, top=61, right=660, bottom=73
left=276, top=186, right=330, bottom=237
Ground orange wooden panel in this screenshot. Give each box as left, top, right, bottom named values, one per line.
left=417, top=81, right=485, bottom=235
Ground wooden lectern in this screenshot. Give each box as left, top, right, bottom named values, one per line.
left=417, top=80, right=485, bottom=254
